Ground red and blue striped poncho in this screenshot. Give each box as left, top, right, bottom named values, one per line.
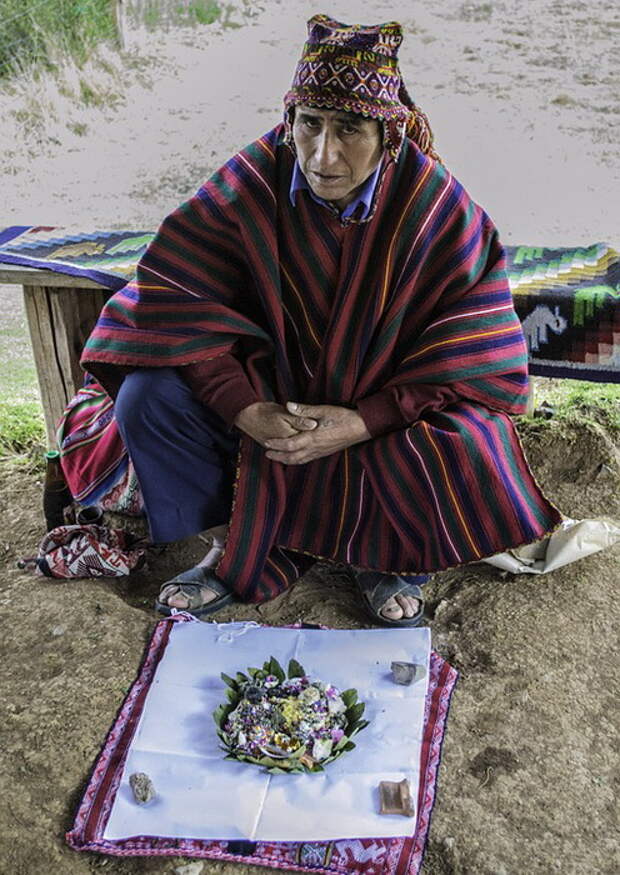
left=82, top=124, right=562, bottom=603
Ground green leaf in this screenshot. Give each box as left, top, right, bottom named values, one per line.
left=220, top=672, right=238, bottom=690
left=235, top=671, right=249, bottom=685
left=268, top=657, right=286, bottom=683
left=267, top=766, right=288, bottom=774
left=248, top=667, right=262, bottom=678
left=287, top=744, right=307, bottom=760
left=341, top=689, right=358, bottom=707
left=287, top=658, right=305, bottom=679
left=226, top=687, right=238, bottom=704
left=213, top=704, right=229, bottom=727
left=257, top=755, right=289, bottom=768
left=342, top=741, right=356, bottom=752
left=346, top=702, right=365, bottom=722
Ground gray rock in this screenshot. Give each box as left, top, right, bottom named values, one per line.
left=391, top=661, right=426, bottom=685
left=172, top=862, right=204, bottom=875
left=129, top=772, right=156, bottom=804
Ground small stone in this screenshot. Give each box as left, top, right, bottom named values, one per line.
left=173, top=863, right=204, bottom=875
left=534, top=402, right=555, bottom=419
left=51, top=625, right=66, bottom=637
left=129, top=772, right=156, bottom=804
left=391, top=661, right=426, bottom=685
left=379, top=778, right=415, bottom=817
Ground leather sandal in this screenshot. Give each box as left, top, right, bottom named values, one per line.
left=155, top=565, right=236, bottom=617
left=352, top=570, right=427, bottom=627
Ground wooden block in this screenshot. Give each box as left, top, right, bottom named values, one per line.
left=379, top=778, right=415, bottom=817
left=22, top=285, right=110, bottom=444
left=525, top=380, right=536, bottom=416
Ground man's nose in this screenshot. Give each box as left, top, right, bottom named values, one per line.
left=315, top=128, right=341, bottom=169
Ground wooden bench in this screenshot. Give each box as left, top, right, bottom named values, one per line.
left=0, top=263, right=111, bottom=444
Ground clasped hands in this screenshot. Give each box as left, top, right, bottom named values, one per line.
left=233, top=400, right=371, bottom=465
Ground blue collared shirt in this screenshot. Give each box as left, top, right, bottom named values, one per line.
left=289, top=160, right=382, bottom=220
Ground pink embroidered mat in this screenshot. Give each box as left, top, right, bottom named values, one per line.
left=67, top=616, right=458, bottom=874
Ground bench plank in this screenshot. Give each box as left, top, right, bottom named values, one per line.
left=0, top=263, right=105, bottom=288
left=22, top=285, right=110, bottom=443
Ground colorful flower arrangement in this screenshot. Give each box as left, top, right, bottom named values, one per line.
left=213, top=656, right=369, bottom=773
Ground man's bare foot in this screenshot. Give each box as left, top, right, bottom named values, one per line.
left=157, top=524, right=230, bottom=610
left=352, top=569, right=426, bottom=626
left=158, top=582, right=220, bottom=610
left=380, top=594, right=421, bottom=621
left=155, top=561, right=236, bottom=617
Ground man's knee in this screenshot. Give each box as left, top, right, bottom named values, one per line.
left=115, top=367, right=188, bottom=433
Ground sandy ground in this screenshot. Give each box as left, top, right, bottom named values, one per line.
left=1, top=1, right=619, bottom=873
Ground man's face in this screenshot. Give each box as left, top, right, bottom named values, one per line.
left=292, top=105, right=383, bottom=210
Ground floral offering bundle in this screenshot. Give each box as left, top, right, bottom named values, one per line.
left=213, top=657, right=369, bottom=773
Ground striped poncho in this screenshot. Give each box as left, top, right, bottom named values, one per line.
left=82, top=124, right=562, bottom=603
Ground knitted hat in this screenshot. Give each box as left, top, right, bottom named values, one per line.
left=283, top=14, right=438, bottom=161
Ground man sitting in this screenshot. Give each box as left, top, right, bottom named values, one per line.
left=82, top=15, right=561, bottom=626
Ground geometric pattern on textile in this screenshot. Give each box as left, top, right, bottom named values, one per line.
left=506, top=242, right=620, bottom=381
left=66, top=614, right=458, bottom=875
left=35, top=524, right=146, bottom=578
left=285, top=15, right=409, bottom=124
left=1, top=227, right=618, bottom=382
left=57, top=379, right=144, bottom=515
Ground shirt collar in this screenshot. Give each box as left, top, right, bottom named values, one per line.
left=289, top=160, right=382, bottom=220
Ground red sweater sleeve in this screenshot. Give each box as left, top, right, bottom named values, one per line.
left=181, top=354, right=260, bottom=428
left=356, top=383, right=461, bottom=438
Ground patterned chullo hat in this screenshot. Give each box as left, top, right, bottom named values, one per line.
left=283, top=14, right=439, bottom=161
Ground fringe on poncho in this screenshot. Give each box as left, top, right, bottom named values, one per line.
left=82, top=124, right=562, bottom=602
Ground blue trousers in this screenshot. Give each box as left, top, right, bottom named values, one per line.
left=115, top=368, right=239, bottom=543
left=115, top=368, right=429, bottom=591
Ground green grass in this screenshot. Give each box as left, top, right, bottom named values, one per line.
left=0, top=300, right=45, bottom=455
left=0, top=0, right=119, bottom=79
left=135, top=0, right=222, bottom=31
left=0, top=400, right=45, bottom=455
left=527, top=376, right=620, bottom=432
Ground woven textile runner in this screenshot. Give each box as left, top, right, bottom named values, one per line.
left=1, top=228, right=618, bottom=382
left=66, top=615, right=458, bottom=874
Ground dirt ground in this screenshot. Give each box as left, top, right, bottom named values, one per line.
left=1, top=1, right=619, bottom=874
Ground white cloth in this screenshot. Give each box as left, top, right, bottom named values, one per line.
left=484, top=517, right=620, bottom=574
left=104, top=621, right=431, bottom=842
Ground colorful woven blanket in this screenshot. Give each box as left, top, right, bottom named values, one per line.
left=1, top=228, right=618, bottom=383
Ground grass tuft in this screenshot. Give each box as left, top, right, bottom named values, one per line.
left=0, top=0, right=119, bottom=80
left=0, top=401, right=45, bottom=456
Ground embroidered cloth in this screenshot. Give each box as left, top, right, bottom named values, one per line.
left=66, top=616, right=458, bottom=875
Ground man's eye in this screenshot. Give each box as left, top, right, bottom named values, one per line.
left=341, top=125, right=359, bottom=135
left=303, top=118, right=320, bottom=128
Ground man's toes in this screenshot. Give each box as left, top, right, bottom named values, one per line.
left=380, top=597, right=404, bottom=620
left=166, top=589, right=190, bottom=609
left=159, top=584, right=218, bottom=610
left=159, top=584, right=179, bottom=605
left=396, top=594, right=420, bottom=618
